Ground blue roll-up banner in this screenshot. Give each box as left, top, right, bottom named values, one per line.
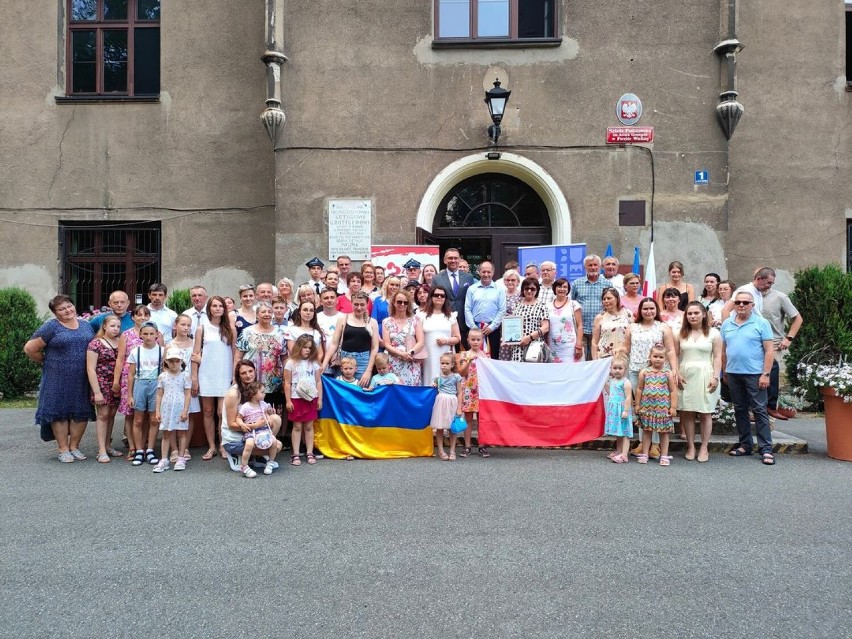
left=517, top=244, right=587, bottom=282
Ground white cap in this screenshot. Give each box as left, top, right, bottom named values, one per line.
left=165, top=347, right=183, bottom=361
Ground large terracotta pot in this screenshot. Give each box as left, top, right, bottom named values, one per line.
left=821, top=388, right=852, bottom=462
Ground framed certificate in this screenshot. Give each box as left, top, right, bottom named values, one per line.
left=501, top=316, right=523, bottom=344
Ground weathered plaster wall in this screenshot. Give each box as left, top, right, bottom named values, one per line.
left=728, top=0, right=851, bottom=285
left=276, top=0, right=732, bottom=288
left=0, top=1, right=275, bottom=309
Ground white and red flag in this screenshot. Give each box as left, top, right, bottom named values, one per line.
left=476, top=358, right=611, bottom=447
left=642, top=241, right=657, bottom=299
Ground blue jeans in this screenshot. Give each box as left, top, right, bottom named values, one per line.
left=768, top=359, right=780, bottom=410
left=340, top=350, right=370, bottom=379
left=726, top=372, right=773, bottom=454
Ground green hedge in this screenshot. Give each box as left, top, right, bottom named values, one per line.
left=166, top=288, right=191, bottom=315
left=0, top=287, right=43, bottom=398
left=786, top=265, right=852, bottom=392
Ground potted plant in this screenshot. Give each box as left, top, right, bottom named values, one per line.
left=797, top=359, right=852, bottom=462
left=776, top=388, right=807, bottom=419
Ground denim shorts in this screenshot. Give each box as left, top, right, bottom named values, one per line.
left=223, top=441, right=245, bottom=455
left=132, top=378, right=158, bottom=412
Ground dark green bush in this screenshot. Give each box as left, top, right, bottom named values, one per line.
left=0, top=287, right=43, bottom=398
left=166, top=288, right=191, bottom=315
left=786, top=265, right=852, bottom=397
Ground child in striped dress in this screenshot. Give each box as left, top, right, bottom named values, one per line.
left=634, top=344, right=678, bottom=466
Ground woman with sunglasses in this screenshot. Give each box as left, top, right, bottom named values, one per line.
left=382, top=290, right=425, bottom=385
left=417, top=285, right=461, bottom=384
left=505, top=277, right=550, bottom=363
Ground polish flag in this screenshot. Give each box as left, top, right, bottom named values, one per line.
left=642, top=241, right=657, bottom=299
left=476, top=358, right=611, bottom=447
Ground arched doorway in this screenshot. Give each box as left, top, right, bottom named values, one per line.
left=418, top=173, right=552, bottom=275
left=416, top=153, right=568, bottom=276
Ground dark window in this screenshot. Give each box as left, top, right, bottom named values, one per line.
left=847, top=219, right=852, bottom=272
left=67, top=0, right=160, bottom=96
left=847, top=4, right=852, bottom=87
left=435, top=0, right=557, bottom=42
left=437, top=173, right=549, bottom=228
left=60, top=222, right=161, bottom=311
left=618, top=200, right=646, bottom=226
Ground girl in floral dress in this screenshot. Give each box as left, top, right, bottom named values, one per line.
left=457, top=328, right=490, bottom=458
left=86, top=315, right=123, bottom=462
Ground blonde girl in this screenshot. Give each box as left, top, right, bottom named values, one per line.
left=430, top=353, right=463, bottom=461
left=456, top=328, right=490, bottom=458
left=604, top=355, right=633, bottom=463
left=86, top=315, right=123, bottom=462
left=284, top=334, right=323, bottom=466
left=635, top=344, right=678, bottom=466
left=152, top=348, right=192, bottom=473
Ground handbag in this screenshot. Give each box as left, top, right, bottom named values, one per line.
left=250, top=427, right=275, bottom=450
left=405, top=322, right=428, bottom=360
left=523, top=340, right=551, bottom=363
left=295, top=376, right=318, bottom=401
left=450, top=415, right=468, bottom=434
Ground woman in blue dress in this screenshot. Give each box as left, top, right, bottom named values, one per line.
left=24, top=294, right=95, bottom=462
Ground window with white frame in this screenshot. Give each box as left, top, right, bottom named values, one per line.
left=435, top=0, right=558, bottom=42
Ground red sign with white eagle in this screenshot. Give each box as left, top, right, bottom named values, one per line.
left=606, top=126, right=655, bottom=144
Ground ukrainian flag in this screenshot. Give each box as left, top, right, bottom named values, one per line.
left=315, top=377, right=437, bottom=459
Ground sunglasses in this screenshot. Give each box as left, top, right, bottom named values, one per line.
left=733, top=301, right=752, bottom=306
left=395, top=300, right=409, bottom=306
left=432, top=293, right=446, bottom=298
left=522, top=286, right=538, bottom=291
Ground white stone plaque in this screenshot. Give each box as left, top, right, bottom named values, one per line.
left=328, top=199, right=372, bottom=261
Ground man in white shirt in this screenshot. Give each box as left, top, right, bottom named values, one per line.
left=302, top=257, right=325, bottom=296
left=147, top=283, right=177, bottom=341
left=181, top=285, right=210, bottom=335
left=317, top=288, right=342, bottom=375
left=464, top=261, right=506, bottom=358
left=336, top=255, right=352, bottom=294
left=537, top=261, right=557, bottom=307
left=603, top=256, right=625, bottom=296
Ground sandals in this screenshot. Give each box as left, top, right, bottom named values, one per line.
left=291, top=454, right=302, bottom=466
left=659, top=455, right=673, bottom=466
left=145, top=449, right=159, bottom=465
left=306, top=453, right=317, bottom=465
left=97, top=453, right=111, bottom=463
left=439, top=452, right=449, bottom=461
left=636, top=453, right=649, bottom=464
left=478, top=447, right=490, bottom=458
left=201, top=448, right=217, bottom=461
left=459, top=447, right=471, bottom=458
left=58, top=451, right=75, bottom=463
left=69, top=449, right=87, bottom=461
left=762, top=453, right=776, bottom=466
left=611, top=453, right=628, bottom=464
left=448, top=452, right=456, bottom=461
left=107, top=447, right=124, bottom=457
left=729, top=447, right=752, bottom=457
left=132, top=451, right=144, bottom=466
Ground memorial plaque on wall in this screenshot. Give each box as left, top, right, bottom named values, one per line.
left=328, top=199, right=372, bottom=261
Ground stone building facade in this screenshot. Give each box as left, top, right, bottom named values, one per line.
left=1, top=0, right=849, bottom=312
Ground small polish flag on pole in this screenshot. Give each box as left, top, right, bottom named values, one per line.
left=642, top=241, right=657, bottom=299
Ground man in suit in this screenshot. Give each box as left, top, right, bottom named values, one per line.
left=432, top=247, right=475, bottom=346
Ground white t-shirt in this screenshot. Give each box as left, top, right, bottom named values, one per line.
left=317, top=312, right=341, bottom=347
left=127, top=344, right=165, bottom=380
left=148, top=305, right=178, bottom=338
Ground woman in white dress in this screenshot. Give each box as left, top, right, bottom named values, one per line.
left=191, top=296, right=236, bottom=461
left=416, top=285, right=462, bottom=384
left=677, top=302, right=722, bottom=462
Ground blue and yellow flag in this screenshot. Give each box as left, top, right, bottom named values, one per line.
left=315, top=378, right=437, bottom=459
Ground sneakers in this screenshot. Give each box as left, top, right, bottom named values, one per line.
left=263, top=461, right=275, bottom=476
left=152, top=460, right=170, bottom=473
left=174, top=457, right=187, bottom=471
left=241, top=465, right=257, bottom=478
left=263, top=456, right=279, bottom=469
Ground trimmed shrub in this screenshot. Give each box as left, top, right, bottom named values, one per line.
left=0, top=287, right=43, bottom=398
left=166, top=288, right=191, bottom=315
left=786, top=265, right=852, bottom=402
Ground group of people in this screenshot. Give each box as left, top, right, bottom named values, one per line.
left=24, top=249, right=800, bottom=473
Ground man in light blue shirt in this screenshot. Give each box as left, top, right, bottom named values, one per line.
left=464, top=261, right=506, bottom=359
left=571, top=254, right=612, bottom=360
left=721, top=290, right=776, bottom=464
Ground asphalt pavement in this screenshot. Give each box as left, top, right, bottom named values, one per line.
left=1, top=409, right=849, bottom=639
